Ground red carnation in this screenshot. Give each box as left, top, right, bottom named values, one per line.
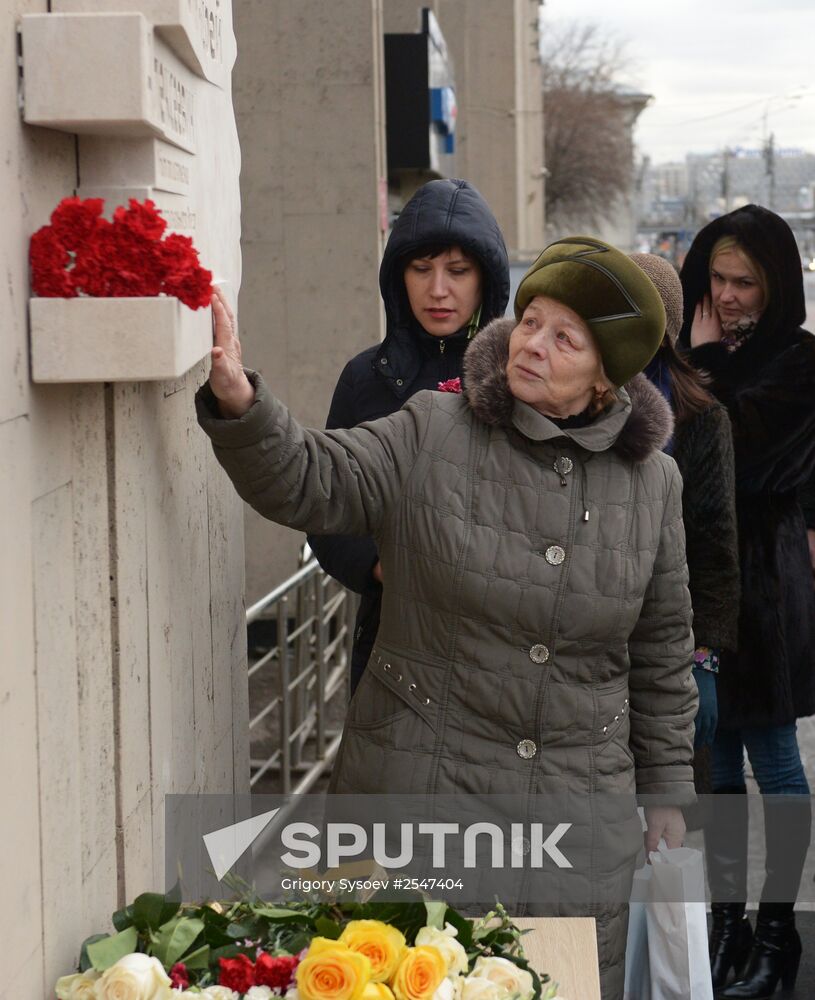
left=113, top=198, right=167, bottom=240
left=219, top=954, right=256, bottom=994
left=437, top=377, right=462, bottom=393
left=73, top=219, right=165, bottom=297
left=161, top=233, right=213, bottom=309
left=169, top=962, right=189, bottom=990
left=49, top=196, right=104, bottom=251
left=255, top=953, right=299, bottom=990
left=29, top=228, right=76, bottom=297
left=30, top=196, right=212, bottom=308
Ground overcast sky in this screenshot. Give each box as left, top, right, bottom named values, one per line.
left=540, top=0, right=815, bottom=164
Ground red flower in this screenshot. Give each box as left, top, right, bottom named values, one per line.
left=161, top=233, right=213, bottom=309
left=74, top=219, right=165, bottom=297
left=219, top=954, right=256, bottom=994
left=169, top=963, right=189, bottom=990
left=437, top=377, right=462, bottom=393
left=29, top=228, right=76, bottom=297
left=113, top=198, right=167, bottom=240
left=30, top=196, right=212, bottom=308
left=255, top=952, right=299, bottom=990
left=49, top=196, right=104, bottom=251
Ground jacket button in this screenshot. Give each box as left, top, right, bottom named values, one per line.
left=380, top=357, right=388, bottom=365
left=396, top=378, right=404, bottom=386
left=517, top=739, right=537, bottom=759
left=529, top=643, right=550, bottom=664
left=545, top=545, right=566, bottom=566
left=554, top=456, right=574, bottom=476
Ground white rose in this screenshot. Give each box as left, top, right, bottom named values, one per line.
left=55, top=971, right=101, bottom=1000
left=199, top=988, right=239, bottom=1000
left=470, top=958, right=533, bottom=1000
left=432, top=977, right=463, bottom=1000
left=246, top=989, right=274, bottom=1000
left=459, top=977, right=505, bottom=1000
left=415, top=924, right=468, bottom=978
left=284, top=988, right=300, bottom=1000
left=94, top=953, right=172, bottom=1000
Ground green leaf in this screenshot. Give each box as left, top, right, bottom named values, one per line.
left=181, top=943, right=211, bottom=970
left=423, top=902, right=447, bottom=930
left=86, top=926, right=139, bottom=971
left=152, top=916, right=205, bottom=968
left=132, top=892, right=181, bottom=931
left=276, top=928, right=314, bottom=953
left=251, top=907, right=311, bottom=921
left=226, top=920, right=256, bottom=940
left=111, top=906, right=135, bottom=933
left=210, top=943, right=246, bottom=963
left=314, top=916, right=342, bottom=939
left=79, top=935, right=110, bottom=973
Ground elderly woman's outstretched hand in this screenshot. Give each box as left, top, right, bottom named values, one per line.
left=209, top=287, right=256, bottom=419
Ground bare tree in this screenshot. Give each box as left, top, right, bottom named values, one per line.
left=541, top=22, right=641, bottom=233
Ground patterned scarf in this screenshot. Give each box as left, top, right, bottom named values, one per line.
left=720, top=312, right=761, bottom=353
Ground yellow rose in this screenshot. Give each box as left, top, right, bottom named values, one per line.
left=391, top=947, right=447, bottom=1000
left=297, top=938, right=372, bottom=1000
left=340, top=920, right=407, bottom=982
left=362, top=983, right=396, bottom=1000
left=93, top=953, right=172, bottom=1000
left=55, top=971, right=100, bottom=1000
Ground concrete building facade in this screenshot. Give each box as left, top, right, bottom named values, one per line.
left=2, top=3, right=247, bottom=994
left=235, top=0, right=546, bottom=602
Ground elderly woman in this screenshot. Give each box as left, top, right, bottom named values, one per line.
left=678, top=205, right=815, bottom=998
left=197, top=237, right=698, bottom=1000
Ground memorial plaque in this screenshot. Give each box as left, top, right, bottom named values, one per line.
left=53, top=0, right=236, bottom=88
left=22, top=13, right=197, bottom=152
left=79, top=137, right=193, bottom=197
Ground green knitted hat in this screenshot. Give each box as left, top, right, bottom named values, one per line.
left=514, top=236, right=667, bottom=387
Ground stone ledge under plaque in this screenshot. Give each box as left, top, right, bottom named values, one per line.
left=30, top=296, right=212, bottom=383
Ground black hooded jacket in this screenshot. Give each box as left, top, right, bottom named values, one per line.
left=307, top=180, right=510, bottom=693
left=677, top=205, right=815, bottom=727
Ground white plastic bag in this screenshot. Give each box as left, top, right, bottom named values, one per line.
left=623, top=863, right=652, bottom=1000
left=645, top=845, right=713, bottom=1000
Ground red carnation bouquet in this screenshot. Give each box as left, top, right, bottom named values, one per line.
left=29, top=196, right=212, bottom=310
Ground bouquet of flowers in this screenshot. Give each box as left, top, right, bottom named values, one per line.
left=29, top=196, right=212, bottom=309
left=54, top=893, right=564, bottom=1000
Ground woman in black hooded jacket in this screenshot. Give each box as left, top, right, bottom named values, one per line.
left=678, top=205, right=815, bottom=998
left=307, top=179, right=510, bottom=694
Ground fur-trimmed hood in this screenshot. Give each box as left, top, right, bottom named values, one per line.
left=462, top=317, right=674, bottom=463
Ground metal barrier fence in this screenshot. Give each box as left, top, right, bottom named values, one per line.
left=246, top=558, right=358, bottom=793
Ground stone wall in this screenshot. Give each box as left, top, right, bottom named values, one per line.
left=236, top=0, right=545, bottom=601
left=1, top=3, right=247, bottom=994
left=233, top=0, right=388, bottom=603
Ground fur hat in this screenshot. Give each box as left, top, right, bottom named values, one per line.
left=514, top=236, right=666, bottom=387
left=629, top=252, right=682, bottom=345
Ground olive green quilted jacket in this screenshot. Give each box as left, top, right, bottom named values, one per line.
left=196, top=317, right=698, bottom=1000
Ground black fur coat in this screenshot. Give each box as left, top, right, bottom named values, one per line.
left=678, top=205, right=815, bottom=728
